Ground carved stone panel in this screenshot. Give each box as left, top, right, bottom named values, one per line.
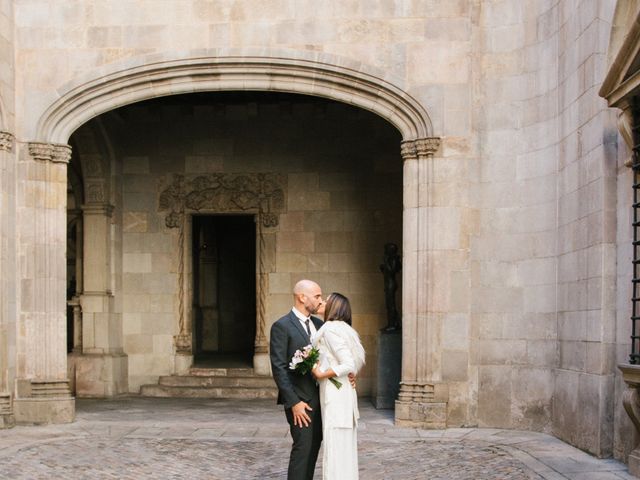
left=159, top=173, right=286, bottom=228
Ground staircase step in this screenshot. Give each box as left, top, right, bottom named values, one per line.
left=159, top=375, right=276, bottom=388
left=139, top=384, right=278, bottom=399
left=189, top=367, right=255, bottom=377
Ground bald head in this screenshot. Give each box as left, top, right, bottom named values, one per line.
left=293, top=279, right=323, bottom=316
left=293, top=279, right=320, bottom=296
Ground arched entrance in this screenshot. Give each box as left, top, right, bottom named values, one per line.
left=25, top=53, right=443, bottom=427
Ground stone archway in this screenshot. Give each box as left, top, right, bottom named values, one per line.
left=26, top=53, right=443, bottom=427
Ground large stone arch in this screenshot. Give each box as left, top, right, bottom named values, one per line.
left=25, top=52, right=443, bottom=427
left=34, top=52, right=433, bottom=144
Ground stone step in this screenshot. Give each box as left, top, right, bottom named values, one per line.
left=159, top=375, right=276, bottom=388
left=189, top=367, right=255, bottom=377
left=139, top=384, right=278, bottom=399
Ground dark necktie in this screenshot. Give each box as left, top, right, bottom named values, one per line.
left=304, top=319, right=311, bottom=339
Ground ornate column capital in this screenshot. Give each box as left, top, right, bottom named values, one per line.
left=415, top=137, right=441, bottom=157
left=400, top=140, right=417, bottom=161
left=0, top=131, right=14, bottom=152
left=28, top=142, right=72, bottom=163
left=401, top=137, right=441, bottom=161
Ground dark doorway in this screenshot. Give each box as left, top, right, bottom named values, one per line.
left=192, top=215, right=256, bottom=367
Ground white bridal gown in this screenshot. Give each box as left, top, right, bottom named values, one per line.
left=312, top=321, right=365, bottom=480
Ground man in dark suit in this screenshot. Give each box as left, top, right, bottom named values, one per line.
left=270, top=279, right=325, bottom=480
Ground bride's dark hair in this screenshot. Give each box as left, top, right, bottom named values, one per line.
left=323, top=292, right=352, bottom=326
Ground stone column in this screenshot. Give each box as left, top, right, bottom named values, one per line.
left=395, top=137, right=449, bottom=429
left=0, top=132, right=15, bottom=428
left=13, top=142, right=74, bottom=424
left=74, top=203, right=127, bottom=397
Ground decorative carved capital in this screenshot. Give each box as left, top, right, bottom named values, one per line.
left=415, top=137, right=441, bottom=157
left=400, top=140, right=417, bottom=161
left=28, top=142, right=54, bottom=161
left=0, top=131, right=14, bottom=152
left=52, top=144, right=72, bottom=163
left=401, top=137, right=441, bottom=161
left=28, top=142, right=72, bottom=163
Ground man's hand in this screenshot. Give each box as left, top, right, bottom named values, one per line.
left=348, top=373, right=357, bottom=388
left=292, top=401, right=312, bottom=428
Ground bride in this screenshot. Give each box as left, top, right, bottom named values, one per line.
left=311, top=292, right=365, bottom=480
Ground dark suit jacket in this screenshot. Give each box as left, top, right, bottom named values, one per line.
left=270, top=311, right=324, bottom=408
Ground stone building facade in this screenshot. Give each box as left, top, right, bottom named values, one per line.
left=0, top=0, right=639, bottom=471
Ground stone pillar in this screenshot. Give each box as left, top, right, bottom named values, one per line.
left=620, top=365, right=640, bottom=477
left=74, top=203, right=127, bottom=397
left=395, top=137, right=449, bottom=429
left=13, top=142, right=74, bottom=425
left=0, top=132, right=15, bottom=428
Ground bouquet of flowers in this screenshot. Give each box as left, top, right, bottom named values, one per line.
left=289, top=345, right=342, bottom=389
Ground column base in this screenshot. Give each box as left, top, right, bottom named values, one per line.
left=0, top=413, right=15, bottom=428
left=395, top=400, right=447, bottom=429
left=71, top=353, right=128, bottom=398
left=175, top=353, right=193, bottom=375
left=14, top=397, right=75, bottom=425
left=0, top=394, right=15, bottom=428
left=253, top=352, right=271, bottom=376
left=14, top=379, right=75, bottom=425
left=394, top=381, right=449, bottom=429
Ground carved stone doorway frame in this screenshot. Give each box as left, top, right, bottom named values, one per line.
left=159, top=173, right=285, bottom=375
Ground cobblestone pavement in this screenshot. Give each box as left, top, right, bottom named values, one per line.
left=0, top=398, right=633, bottom=479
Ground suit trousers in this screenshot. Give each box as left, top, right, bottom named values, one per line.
left=284, top=395, right=323, bottom=480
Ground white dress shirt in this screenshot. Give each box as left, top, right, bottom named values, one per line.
left=291, top=306, right=317, bottom=338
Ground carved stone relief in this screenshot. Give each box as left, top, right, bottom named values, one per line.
left=0, top=131, right=13, bottom=152
left=158, top=173, right=286, bottom=354
left=159, top=173, right=286, bottom=228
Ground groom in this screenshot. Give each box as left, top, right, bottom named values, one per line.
left=270, top=279, right=325, bottom=480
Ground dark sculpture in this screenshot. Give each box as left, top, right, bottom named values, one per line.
left=380, top=243, right=401, bottom=331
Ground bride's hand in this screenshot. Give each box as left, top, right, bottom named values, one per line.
left=311, top=364, right=322, bottom=380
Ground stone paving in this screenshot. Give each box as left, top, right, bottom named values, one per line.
left=0, top=397, right=633, bottom=479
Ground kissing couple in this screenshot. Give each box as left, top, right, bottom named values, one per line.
left=270, top=279, right=366, bottom=480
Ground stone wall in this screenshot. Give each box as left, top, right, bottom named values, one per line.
left=4, top=0, right=636, bottom=462
left=552, top=0, right=619, bottom=457
left=470, top=0, right=559, bottom=432
left=85, top=93, right=402, bottom=393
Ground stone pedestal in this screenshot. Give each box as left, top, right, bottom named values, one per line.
left=13, top=379, right=75, bottom=425
left=175, top=353, right=193, bottom=375
left=395, top=381, right=449, bottom=429
left=375, top=330, right=401, bottom=409
left=71, top=353, right=128, bottom=398
left=620, top=364, right=640, bottom=477
left=253, top=352, right=271, bottom=376
left=0, top=394, right=15, bottom=428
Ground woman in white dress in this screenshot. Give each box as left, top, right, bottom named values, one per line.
left=311, top=293, right=365, bottom=480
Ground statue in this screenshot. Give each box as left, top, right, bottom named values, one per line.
left=380, top=243, right=401, bottom=331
